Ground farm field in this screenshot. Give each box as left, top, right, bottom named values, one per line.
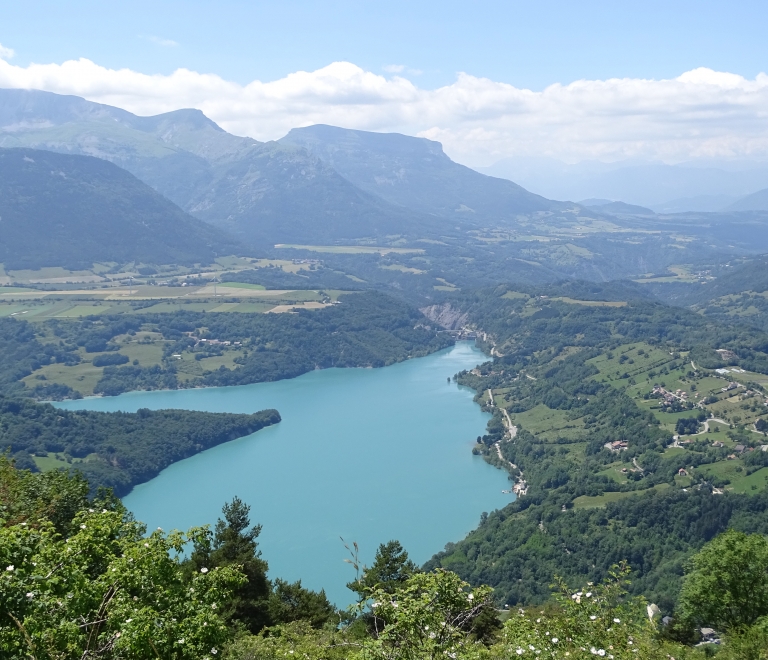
left=573, top=484, right=670, bottom=509
left=275, top=244, right=425, bottom=255
left=0, top=287, right=342, bottom=318
left=510, top=404, right=585, bottom=442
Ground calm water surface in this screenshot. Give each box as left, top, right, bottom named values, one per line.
left=56, top=342, right=511, bottom=605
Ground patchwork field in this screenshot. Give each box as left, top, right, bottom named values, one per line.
left=275, top=244, right=425, bottom=255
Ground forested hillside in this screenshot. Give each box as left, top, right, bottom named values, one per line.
left=0, top=147, right=239, bottom=269
left=2, top=292, right=452, bottom=399
left=1, top=398, right=280, bottom=495
left=426, top=285, right=768, bottom=610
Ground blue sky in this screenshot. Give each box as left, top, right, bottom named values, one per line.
left=2, top=1, right=767, bottom=166
left=3, top=0, right=767, bottom=90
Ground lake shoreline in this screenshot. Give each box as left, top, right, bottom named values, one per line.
left=55, top=342, right=510, bottom=606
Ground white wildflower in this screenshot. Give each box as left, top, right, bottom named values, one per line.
left=80, top=524, right=86, bottom=529
left=590, top=615, right=597, bottom=620
left=613, top=618, right=620, bottom=623
left=6, top=565, right=14, bottom=571
left=211, top=649, right=217, bottom=655
left=26, top=592, right=34, bottom=599
left=200, top=567, right=209, bottom=574
left=552, top=637, right=559, bottom=643
left=586, top=592, right=592, bottom=598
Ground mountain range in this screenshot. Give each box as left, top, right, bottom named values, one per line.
left=0, top=89, right=574, bottom=247
left=0, top=147, right=237, bottom=270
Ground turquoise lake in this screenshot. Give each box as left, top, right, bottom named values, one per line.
left=56, top=342, right=512, bottom=605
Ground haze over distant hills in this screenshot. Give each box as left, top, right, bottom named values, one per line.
left=479, top=156, right=768, bottom=212
left=725, top=187, right=768, bottom=212
left=4, top=87, right=768, bottom=287
left=0, top=89, right=585, bottom=246
left=0, top=147, right=238, bottom=270
left=280, top=125, right=564, bottom=223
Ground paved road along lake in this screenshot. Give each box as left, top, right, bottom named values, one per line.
left=56, top=342, right=512, bottom=605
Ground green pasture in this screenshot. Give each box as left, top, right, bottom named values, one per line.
left=115, top=342, right=165, bottom=367
left=380, top=264, right=426, bottom=274
left=23, top=360, right=104, bottom=397
left=573, top=484, right=670, bottom=509
left=597, top=462, right=631, bottom=484
left=510, top=404, right=585, bottom=442
left=217, top=282, right=267, bottom=290
left=33, top=453, right=79, bottom=472
left=693, top=459, right=768, bottom=494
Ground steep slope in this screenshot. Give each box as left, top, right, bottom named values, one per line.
left=279, top=124, right=564, bottom=223
left=0, top=89, right=435, bottom=244
left=0, top=147, right=239, bottom=269
left=726, top=187, right=768, bottom=212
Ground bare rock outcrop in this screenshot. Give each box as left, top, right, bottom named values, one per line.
left=420, top=303, right=469, bottom=331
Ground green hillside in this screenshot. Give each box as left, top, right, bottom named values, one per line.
left=424, top=284, right=768, bottom=610
left=0, top=147, right=239, bottom=269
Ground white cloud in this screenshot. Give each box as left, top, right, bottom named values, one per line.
left=383, top=64, right=422, bottom=76
left=140, top=35, right=178, bottom=47
left=0, top=43, right=15, bottom=60
left=0, top=57, right=767, bottom=166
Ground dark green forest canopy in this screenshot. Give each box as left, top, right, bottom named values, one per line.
left=427, top=488, right=768, bottom=613
left=2, top=291, right=453, bottom=399
left=426, top=284, right=768, bottom=610
left=449, top=285, right=768, bottom=373
left=0, top=397, right=280, bottom=496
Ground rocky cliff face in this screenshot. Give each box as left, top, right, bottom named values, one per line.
left=419, top=303, right=469, bottom=331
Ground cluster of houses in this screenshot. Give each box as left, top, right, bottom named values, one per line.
left=652, top=385, right=689, bottom=403
left=720, top=381, right=740, bottom=393
left=605, top=440, right=628, bottom=452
